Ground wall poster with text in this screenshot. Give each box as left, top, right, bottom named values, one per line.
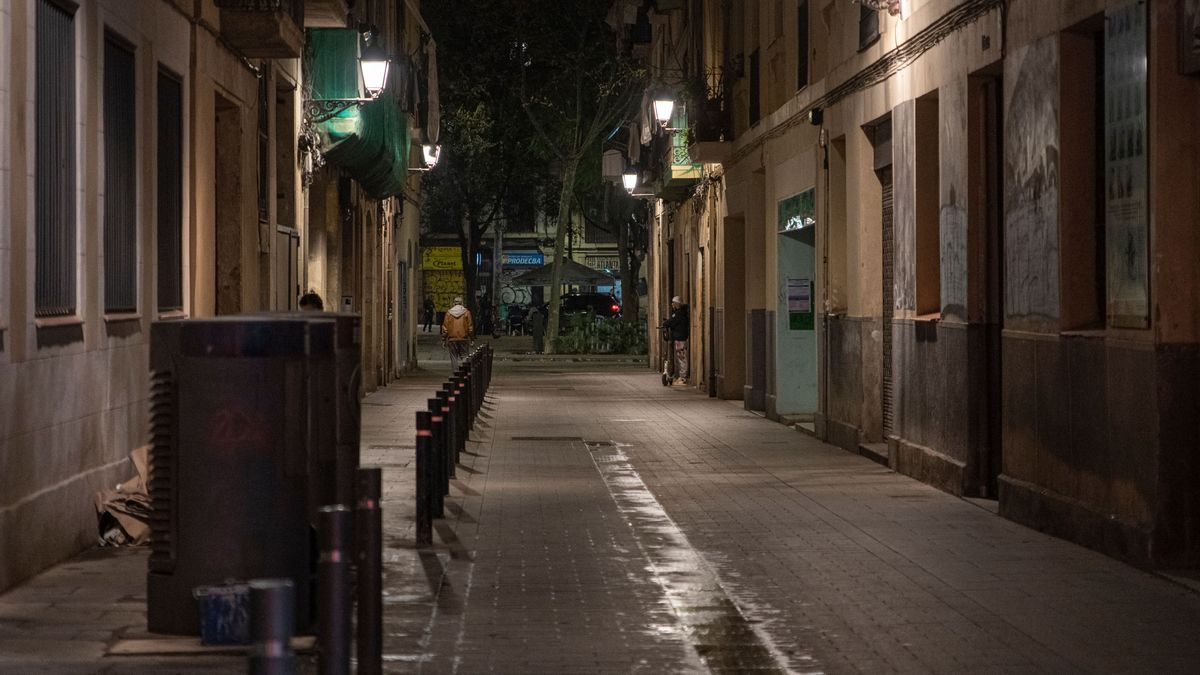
left=1105, top=1, right=1150, bottom=328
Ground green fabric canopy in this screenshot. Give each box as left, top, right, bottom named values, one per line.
left=308, top=29, right=411, bottom=200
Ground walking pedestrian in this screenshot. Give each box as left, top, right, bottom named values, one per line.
left=663, top=296, right=690, bottom=384
left=422, top=296, right=435, bottom=332
left=529, top=305, right=546, bottom=354
left=441, top=296, right=474, bottom=371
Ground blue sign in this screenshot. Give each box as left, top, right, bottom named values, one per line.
left=502, top=251, right=544, bottom=267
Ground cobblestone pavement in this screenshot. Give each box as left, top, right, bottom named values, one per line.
left=5, top=361, right=1200, bottom=673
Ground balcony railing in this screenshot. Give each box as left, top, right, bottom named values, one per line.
left=214, top=0, right=305, bottom=58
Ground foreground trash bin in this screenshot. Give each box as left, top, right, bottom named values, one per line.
left=146, top=317, right=329, bottom=635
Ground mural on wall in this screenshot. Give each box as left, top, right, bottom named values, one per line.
left=1105, top=1, right=1150, bottom=328
left=892, top=101, right=917, bottom=312
left=421, top=246, right=464, bottom=311
left=423, top=270, right=465, bottom=312
left=939, top=79, right=969, bottom=321
left=1003, top=37, right=1061, bottom=326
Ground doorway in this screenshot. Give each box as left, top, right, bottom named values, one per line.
left=274, top=227, right=299, bottom=309
left=880, top=166, right=894, bottom=437
left=970, top=72, right=1005, bottom=497
left=775, top=190, right=819, bottom=418
left=214, top=95, right=243, bottom=315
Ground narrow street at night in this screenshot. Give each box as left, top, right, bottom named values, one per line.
left=5, top=338, right=1200, bottom=673
left=5, top=0, right=1200, bottom=672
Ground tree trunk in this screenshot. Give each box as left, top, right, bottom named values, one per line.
left=458, top=213, right=478, bottom=315
left=619, top=220, right=639, bottom=326
left=544, top=156, right=580, bottom=352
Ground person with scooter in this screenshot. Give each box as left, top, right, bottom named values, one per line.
left=662, top=296, right=690, bottom=385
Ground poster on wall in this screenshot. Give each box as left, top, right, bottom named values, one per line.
left=1105, top=1, right=1150, bottom=328
left=787, top=278, right=813, bottom=330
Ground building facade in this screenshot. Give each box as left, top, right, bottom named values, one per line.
left=0, top=0, right=433, bottom=592
left=635, top=0, right=1200, bottom=567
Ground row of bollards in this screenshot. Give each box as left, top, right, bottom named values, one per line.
left=416, top=344, right=494, bottom=547
left=249, top=465, right=385, bottom=675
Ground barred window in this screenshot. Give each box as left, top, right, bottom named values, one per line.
left=104, top=34, right=137, bottom=313
left=35, top=0, right=77, bottom=317
left=157, top=69, right=184, bottom=312
left=859, top=5, right=880, bottom=51
left=797, top=0, right=809, bottom=89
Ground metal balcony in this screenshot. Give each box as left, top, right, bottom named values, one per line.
left=304, top=0, right=349, bottom=28
left=214, top=0, right=305, bottom=58
left=686, top=91, right=732, bottom=165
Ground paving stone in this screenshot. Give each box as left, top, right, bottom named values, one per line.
left=6, top=361, right=1200, bottom=673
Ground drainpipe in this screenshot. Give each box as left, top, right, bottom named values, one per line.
left=819, top=126, right=831, bottom=438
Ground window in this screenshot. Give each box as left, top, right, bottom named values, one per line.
left=859, top=5, right=880, bottom=51
left=157, top=69, right=184, bottom=312
left=797, top=0, right=809, bottom=89
left=104, top=35, right=137, bottom=313
left=749, top=49, right=761, bottom=125
left=35, top=0, right=76, bottom=317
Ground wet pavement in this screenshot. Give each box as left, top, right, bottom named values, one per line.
left=5, top=348, right=1200, bottom=673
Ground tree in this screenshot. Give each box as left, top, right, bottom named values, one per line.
left=576, top=178, right=648, bottom=327
left=421, top=1, right=552, bottom=314
left=514, top=0, right=645, bottom=350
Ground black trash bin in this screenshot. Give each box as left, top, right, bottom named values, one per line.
left=146, top=317, right=329, bottom=636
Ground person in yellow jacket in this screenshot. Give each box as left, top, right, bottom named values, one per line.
left=441, top=296, right=474, bottom=371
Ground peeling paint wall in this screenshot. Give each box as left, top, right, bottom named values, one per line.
left=1003, top=36, right=1060, bottom=331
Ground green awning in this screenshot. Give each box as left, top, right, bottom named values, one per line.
left=308, top=28, right=411, bottom=200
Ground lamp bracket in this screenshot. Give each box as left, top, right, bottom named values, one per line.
left=305, top=98, right=375, bottom=123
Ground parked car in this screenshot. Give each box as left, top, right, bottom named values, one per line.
left=554, top=291, right=624, bottom=331
left=561, top=292, right=621, bottom=319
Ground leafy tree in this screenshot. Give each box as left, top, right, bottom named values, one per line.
left=421, top=0, right=552, bottom=313
left=576, top=179, right=649, bottom=327
left=514, top=0, right=645, bottom=349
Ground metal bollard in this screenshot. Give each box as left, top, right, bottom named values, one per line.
left=248, top=578, right=295, bottom=675
left=415, top=411, right=433, bottom=547
left=449, top=380, right=463, bottom=463
left=428, top=397, right=446, bottom=517
left=318, top=506, right=352, bottom=675
left=464, top=370, right=474, bottom=430
left=355, top=468, right=383, bottom=675
left=444, top=386, right=456, bottom=475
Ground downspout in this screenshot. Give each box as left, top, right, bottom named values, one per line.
left=819, top=126, right=830, bottom=437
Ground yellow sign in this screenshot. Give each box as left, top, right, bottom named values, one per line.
left=423, top=270, right=464, bottom=311
left=421, top=246, right=462, bottom=270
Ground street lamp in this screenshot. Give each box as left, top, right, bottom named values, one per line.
left=359, top=42, right=391, bottom=97
left=422, top=144, right=441, bottom=169
left=653, top=98, right=675, bottom=127
left=304, top=40, right=392, bottom=123
left=622, top=171, right=637, bottom=192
